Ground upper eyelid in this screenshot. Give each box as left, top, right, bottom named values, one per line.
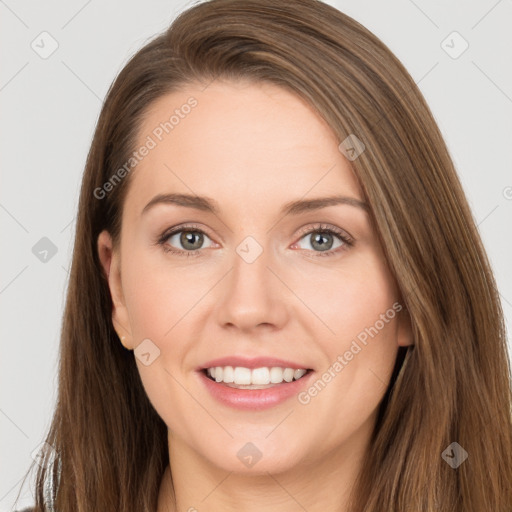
left=295, top=223, right=352, bottom=241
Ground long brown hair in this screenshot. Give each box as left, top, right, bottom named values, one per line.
left=15, top=0, right=512, bottom=510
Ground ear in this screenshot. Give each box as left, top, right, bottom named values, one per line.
left=396, top=303, right=414, bottom=347
left=97, top=230, right=134, bottom=350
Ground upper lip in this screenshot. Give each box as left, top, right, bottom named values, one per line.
left=198, top=356, right=313, bottom=371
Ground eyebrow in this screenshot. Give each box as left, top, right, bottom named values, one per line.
left=141, top=193, right=369, bottom=217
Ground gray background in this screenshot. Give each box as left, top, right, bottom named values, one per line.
left=1, top=0, right=511, bottom=509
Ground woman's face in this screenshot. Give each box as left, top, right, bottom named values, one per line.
left=98, top=79, right=412, bottom=476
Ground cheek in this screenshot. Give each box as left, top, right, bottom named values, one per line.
left=298, top=251, right=401, bottom=408
left=300, top=251, right=400, bottom=346
left=298, top=307, right=400, bottom=453
left=120, top=250, right=198, bottom=428
left=121, top=248, right=204, bottom=339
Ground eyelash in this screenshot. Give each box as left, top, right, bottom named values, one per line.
left=156, top=223, right=354, bottom=258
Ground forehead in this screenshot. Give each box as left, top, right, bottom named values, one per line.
left=123, top=79, right=363, bottom=217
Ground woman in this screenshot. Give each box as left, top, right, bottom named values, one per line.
left=14, top=0, right=512, bottom=510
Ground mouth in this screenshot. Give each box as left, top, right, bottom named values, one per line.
left=201, top=366, right=314, bottom=390
left=196, top=356, right=316, bottom=409
left=198, top=365, right=315, bottom=410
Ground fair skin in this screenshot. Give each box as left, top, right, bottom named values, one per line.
left=98, top=79, right=412, bottom=512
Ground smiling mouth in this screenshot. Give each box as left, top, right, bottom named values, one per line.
left=201, top=367, right=313, bottom=389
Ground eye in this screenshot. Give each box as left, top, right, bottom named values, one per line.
left=156, top=222, right=353, bottom=258
left=157, top=224, right=214, bottom=257
left=292, top=223, right=353, bottom=257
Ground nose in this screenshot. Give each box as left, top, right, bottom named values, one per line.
left=214, top=239, right=289, bottom=333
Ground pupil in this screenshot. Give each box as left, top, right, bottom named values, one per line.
left=181, top=231, right=203, bottom=250
left=312, top=232, right=333, bottom=251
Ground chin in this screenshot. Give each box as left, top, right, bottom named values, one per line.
left=201, top=437, right=306, bottom=476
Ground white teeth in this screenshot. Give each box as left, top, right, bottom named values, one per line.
left=222, top=365, right=234, bottom=383
left=270, top=367, right=284, bottom=383
left=205, top=366, right=309, bottom=385
left=251, top=367, right=270, bottom=385
left=294, top=369, right=307, bottom=380
left=283, top=368, right=295, bottom=382
left=233, top=367, right=252, bottom=385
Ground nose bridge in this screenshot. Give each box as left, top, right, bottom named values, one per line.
left=216, top=233, right=286, bottom=329
left=234, top=234, right=271, bottom=287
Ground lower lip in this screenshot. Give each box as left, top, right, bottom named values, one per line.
left=198, top=370, right=314, bottom=410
